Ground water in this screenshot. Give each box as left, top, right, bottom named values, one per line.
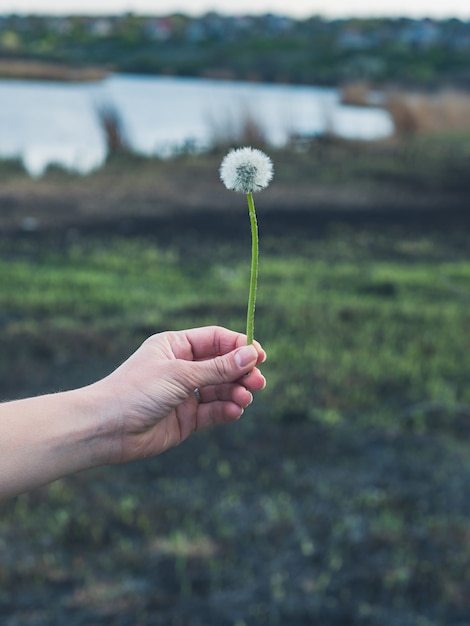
left=0, top=74, right=393, bottom=177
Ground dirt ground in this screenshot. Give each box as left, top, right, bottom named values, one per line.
left=1, top=147, right=468, bottom=236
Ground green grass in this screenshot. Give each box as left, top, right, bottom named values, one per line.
left=0, top=222, right=469, bottom=624
left=265, top=257, right=469, bottom=409
left=1, top=232, right=468, bottom=427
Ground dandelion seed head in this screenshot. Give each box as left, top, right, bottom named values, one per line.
left=220, top=147, right=273, bottom=193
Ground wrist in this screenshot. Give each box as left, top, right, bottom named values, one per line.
left=76, top=380, right=124, bottom=467
left=0, top=386, right=119, bottom=501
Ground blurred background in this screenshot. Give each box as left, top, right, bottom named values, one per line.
left=0, top=2, right=469, bottom=625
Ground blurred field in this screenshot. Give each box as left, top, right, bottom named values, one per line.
left=0, top=141, right=469, bottom=625
left=1, top=134, right=470, bottom=232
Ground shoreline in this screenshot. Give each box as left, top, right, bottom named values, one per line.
left=0, top=59, right=109, bottom=82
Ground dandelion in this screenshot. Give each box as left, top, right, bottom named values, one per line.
left=220, top=147, right=273, bottom=194
left=220, top=147, right=273, bottom=344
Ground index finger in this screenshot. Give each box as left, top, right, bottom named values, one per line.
left=181, top=326, right=265, bottom=362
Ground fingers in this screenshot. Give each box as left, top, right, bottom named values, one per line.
left=195, top=400, right=247, bottom=431
left=199, top=382, right=253, bottom=407
left=240, top=367, right=266, bottom=391
left=183, top=326, right=240, bottom=359
left=182, top=326, right=266, bottom=363
left=193, top=373, right=266, bottom=431
left=191, top=344, right=259, bottom=389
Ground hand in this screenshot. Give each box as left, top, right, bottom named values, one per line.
left=93, top=326, right=266, bottom=464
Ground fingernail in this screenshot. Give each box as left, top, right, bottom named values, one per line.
left=235, top=345, right=257, bottom=368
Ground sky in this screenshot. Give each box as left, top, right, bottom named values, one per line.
left=0, top=0, right=470, bottom=20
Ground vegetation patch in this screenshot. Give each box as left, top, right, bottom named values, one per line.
left=0, top=206, right=469, bottom=625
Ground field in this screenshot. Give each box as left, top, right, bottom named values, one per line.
left=0, top=141, right=469, bottom=625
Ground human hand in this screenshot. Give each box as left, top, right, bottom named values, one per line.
left=92, top=326, right=266, bottom=464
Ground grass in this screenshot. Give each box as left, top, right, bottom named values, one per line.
left=1, top=227, right=468, bottom=422
left=0, top=192, right=469, bottom=624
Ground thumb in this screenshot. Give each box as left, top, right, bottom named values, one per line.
left=192, top=345, right=259, bottom=387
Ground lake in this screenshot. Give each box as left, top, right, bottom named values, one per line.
left=0, top=74, right=393, bottom=177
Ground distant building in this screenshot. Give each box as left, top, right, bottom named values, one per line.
left=145, top=18, right=172, bottom=41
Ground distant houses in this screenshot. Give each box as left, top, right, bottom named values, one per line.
left=0, top=13, right=466, bottom=49
left=0, top=13, right=469, bottom=85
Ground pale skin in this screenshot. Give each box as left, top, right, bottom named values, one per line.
left=0, top=326, right=266, bottom=502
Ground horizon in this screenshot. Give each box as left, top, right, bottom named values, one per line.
left=1, top=11, right=470, bottom=22
left=0, top=0, right=470, bottom=20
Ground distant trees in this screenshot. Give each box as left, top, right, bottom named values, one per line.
left=0, top=13, right=469, bottom=87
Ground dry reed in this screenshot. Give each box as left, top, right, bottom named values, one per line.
left=96, top=102, right=132, bottom=156
left=385, top=89, right=470, bottom=137
left=0, top=59, right=106, bottom=82
left=340, top=82, right=373, bottom=107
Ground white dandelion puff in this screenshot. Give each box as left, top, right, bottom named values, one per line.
left=220, top=147, right=273, bottom=194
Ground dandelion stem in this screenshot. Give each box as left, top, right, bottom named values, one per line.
left=246, top=191, right=258, bottom=345
left=219, top=147, right=272, bottom=344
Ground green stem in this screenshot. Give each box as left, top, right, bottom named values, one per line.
left=246, top=192, right=258, bottom=345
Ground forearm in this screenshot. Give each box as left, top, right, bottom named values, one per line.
left=0, top=387, right=113, bottom=501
